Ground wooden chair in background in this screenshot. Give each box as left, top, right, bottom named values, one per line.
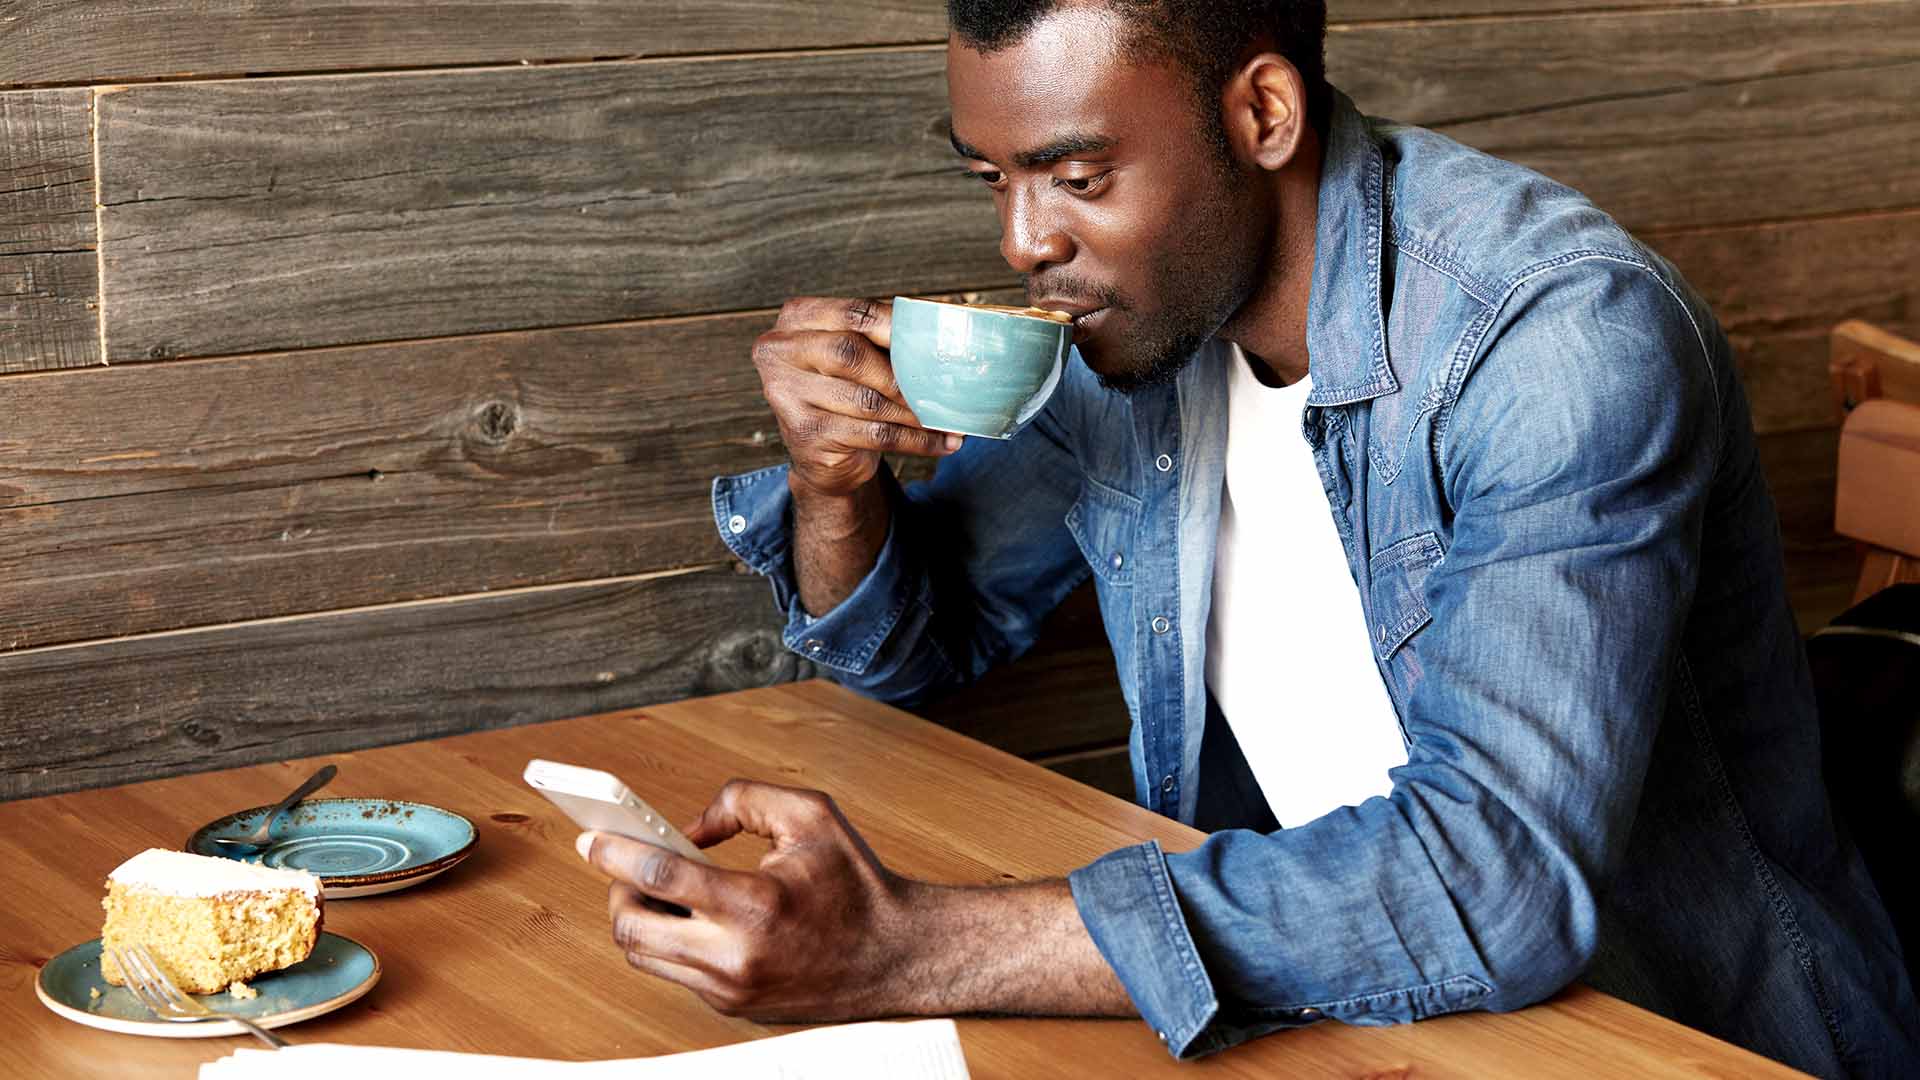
left=1829, top=320, right=1920, bottom=603
left=1816, top=321, right=1920, bottom=985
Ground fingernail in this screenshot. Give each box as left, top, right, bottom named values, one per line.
left=575, top=831, right=596, bottom=861
left=945, top=434, right=963, bottom=451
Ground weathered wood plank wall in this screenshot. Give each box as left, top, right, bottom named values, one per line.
left=3, top=0, right=1913, bottom=799
left=90, top=53, right=1005, bottom=361
left=0, top=89, right=96, bottom=371
left=2, top=317, right=787, bottom=649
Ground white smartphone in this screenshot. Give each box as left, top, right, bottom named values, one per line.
left=523, top=758, right=712, bottom=864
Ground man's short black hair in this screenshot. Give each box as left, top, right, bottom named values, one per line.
left=948, top=0, right=1331, bottom=147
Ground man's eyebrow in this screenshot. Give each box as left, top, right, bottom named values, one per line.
left=1014, top=134, right=1115, bottom=167
left=949, top=128, right=989, bottom=161
left=948, top=128, right=1115, bottom=168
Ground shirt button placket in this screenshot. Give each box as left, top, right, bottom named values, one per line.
left=1149, top=608, right=1175, bottom=808
left=1146, top=444, right=1178, bottom=815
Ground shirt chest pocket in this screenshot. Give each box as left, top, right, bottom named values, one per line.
left=1367, top=531, right=1445, bottom=660
left=1066, top=478, right=1140, bottom=586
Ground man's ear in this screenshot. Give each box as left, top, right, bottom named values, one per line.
left=1220, top=54, right=1307, bottom=172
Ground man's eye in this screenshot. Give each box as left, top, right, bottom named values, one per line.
left=1053, top=173, right=1110, bottom=195
left=970, top=169, right=1005, bottom=186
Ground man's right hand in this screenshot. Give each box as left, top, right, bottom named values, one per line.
left=751, top=297, right=961, bottom=498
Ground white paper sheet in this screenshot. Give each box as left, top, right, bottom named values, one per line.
left=198, top=1019, right=970, bottom=1080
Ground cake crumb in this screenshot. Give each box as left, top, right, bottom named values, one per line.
left=227, top=981, right=258, bottom=1001
left=88, top=987, right=101, bottom=1001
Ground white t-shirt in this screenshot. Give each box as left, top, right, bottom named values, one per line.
left=1205, top=348, right=1409, bottom=828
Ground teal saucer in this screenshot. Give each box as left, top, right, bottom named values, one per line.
left=36, top=932, right=379, bottom=1038
left=188, top=797, right=476, bottom=898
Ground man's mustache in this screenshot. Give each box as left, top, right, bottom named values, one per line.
left=1024, top=273, right=1128, bottom=312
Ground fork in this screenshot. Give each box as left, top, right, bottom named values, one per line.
left=108, top=944, right=288, bottom=1048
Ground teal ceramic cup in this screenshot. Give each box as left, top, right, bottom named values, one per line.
left=889, top=296, right=1073, bottom=439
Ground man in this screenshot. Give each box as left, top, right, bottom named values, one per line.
left=579, top=2, right=1920, bottom=1074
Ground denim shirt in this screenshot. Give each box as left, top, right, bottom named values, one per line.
left=713, top=93, right=1920, bottom=1076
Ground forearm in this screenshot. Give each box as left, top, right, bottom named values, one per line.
left=718, top=415, right=1083, bottom=706
left=890, top=880, right=1134, bottom=1017
left=790, top=470, right=891, bottom=617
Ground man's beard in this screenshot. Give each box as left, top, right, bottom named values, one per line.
left=1093, top=312, right=1223, bottom=394
left=1036, top=258, right=1250, bottom=395
left=1030, top=196, right=1259, bottom=394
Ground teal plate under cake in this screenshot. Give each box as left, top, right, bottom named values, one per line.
left=36, top=932, right=379, bottom=1038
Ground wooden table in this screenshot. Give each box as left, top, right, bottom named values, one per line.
left=2, top=680, right=1802, bottom=1078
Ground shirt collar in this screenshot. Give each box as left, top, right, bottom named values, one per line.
left=1303, top=90, right=1398, bottom=407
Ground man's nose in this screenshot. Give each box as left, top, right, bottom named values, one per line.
left=999, top=187, right=1073, bottom=274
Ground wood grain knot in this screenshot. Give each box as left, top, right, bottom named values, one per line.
left=700, top=628, right=817, bottom=691
left=178, top=720, right=222, bottom=747
left=0, top=946, right=47, bottom=969
left=490, top=812, right=531, bottom=824
left=474, top=401, right=519, bottom=444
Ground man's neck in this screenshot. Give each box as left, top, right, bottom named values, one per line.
left=1219, top=129, right=1324, bottom=388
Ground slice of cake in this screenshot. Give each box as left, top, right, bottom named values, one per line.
left=100, top=849, right=323, bottom=995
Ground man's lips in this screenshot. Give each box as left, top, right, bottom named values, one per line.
left=1031, top=297, right=1100, bottom=319
left=1031, top=298, right=1107, bottom=343
left=1069, top=308, right=1109, bottom=344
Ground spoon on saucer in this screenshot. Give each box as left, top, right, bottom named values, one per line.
left=210, top=764, right=338, bottom=853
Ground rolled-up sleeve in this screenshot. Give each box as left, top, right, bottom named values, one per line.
left=1069, top=843, right=1230, bottom=1056
left=711, top=388, right=1092, bottom=705
left=713, top=464, right=925, bottom=677
left=1072, top=259, right=1722, bottom=1057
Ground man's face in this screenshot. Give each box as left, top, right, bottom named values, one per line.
left=947, top=6, right=1268, bottom=392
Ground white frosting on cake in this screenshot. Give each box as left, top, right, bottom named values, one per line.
left=108, top=849, right=322, bottom=899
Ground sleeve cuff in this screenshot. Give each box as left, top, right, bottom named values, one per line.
left=1068, top=841, right=1223, bottom=1058
left=711, top=464, right=920, bottom=677
left=713, top=464, right=796, bottom=584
